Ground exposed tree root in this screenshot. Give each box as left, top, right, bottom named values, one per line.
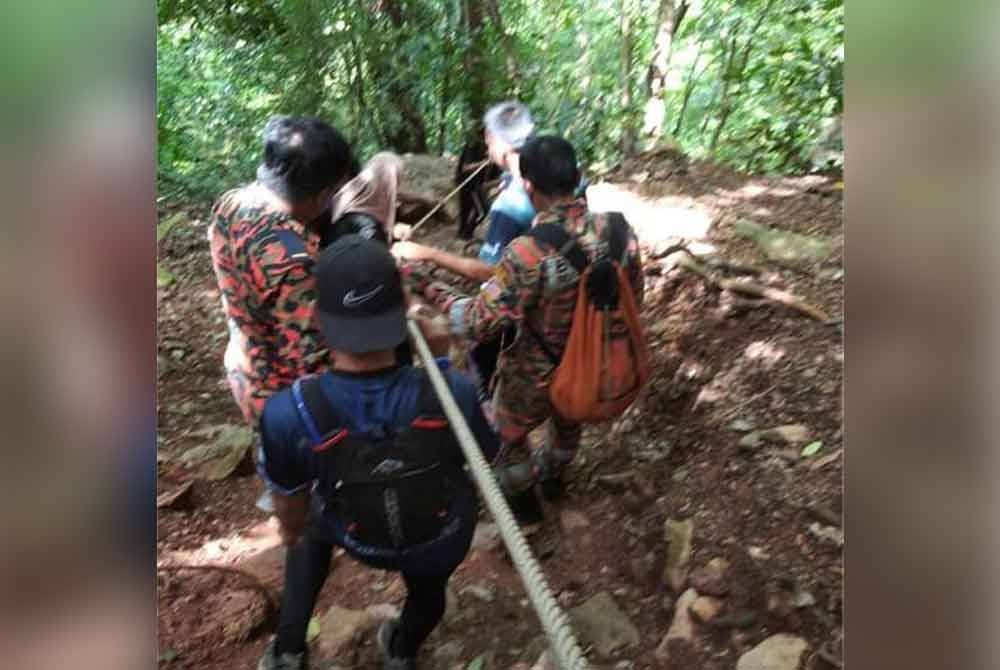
left=674, top=253, right=831, bottom=322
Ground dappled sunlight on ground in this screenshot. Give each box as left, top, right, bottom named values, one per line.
left=586, top=182, right=714, bottom=244
left=744, top=340, right=786, bottom=370
left=160, top=518, right=281, bottom=567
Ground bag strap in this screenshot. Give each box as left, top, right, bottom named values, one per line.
left=523, top=318, right=561, bottom=367
left=604, top=212, right=630, bottom=265
left=526, top=223, right=589, bottom=274
left=272, top=228, right=313, bottom=264
left=291, top=376, right=346, bottom=448
left=522, top=223, right=588, bottom=367
left=414, top=371, right=446, bottom=419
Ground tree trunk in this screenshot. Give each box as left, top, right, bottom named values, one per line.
left=461, top=0, right=490, bottom=144
left=372, top=0, right=429, bottom=152
left=485, top=0, right=523, bottom=93
left=438, top=65, right=451, bottom=155
left=620, top=0, right=637, bottom=156
left=672, top=37, right=705, bottom=137
left=705, top=24, right=742, bottom=146
left=709, top=0, right=775, bottom=153
left=642, top=0, right=688, bottom=141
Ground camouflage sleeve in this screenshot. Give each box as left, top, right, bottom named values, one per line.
left=424, top=238, right=541, bottom=343
left=247, top=235, right=324, bottom=378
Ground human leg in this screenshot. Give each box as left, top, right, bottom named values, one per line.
left=532, top=414, right=582, bottom=501
left=492, top=378, right=549, bottom=522
left=274, top=528, right=334, bottom=656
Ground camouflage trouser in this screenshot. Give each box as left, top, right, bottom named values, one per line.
left=491, top=372, right=581, bottom=495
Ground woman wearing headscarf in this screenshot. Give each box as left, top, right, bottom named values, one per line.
left=326, top=151, right=403, bottom=247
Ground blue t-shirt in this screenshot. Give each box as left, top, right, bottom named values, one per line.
left=257, top=363, right=498, bottom=545
left=478, top=174, right=536, bottom=266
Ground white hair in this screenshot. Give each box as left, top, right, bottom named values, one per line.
left=483, top=101, right=535, bottom=149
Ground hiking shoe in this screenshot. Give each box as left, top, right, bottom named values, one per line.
left=538, top=475, right=566, bottom=502
left=493, top=461, right=537, bottom=497
left=532, top=445, right=574, bottom=501
left=376, top=618, right=417, bottom=670
left=257, top=640, right=306, bottom=670
left=506, top=486, right=545, bottom=525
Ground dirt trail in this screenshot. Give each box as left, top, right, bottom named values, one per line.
left=157, top=151, right=843, bottom=669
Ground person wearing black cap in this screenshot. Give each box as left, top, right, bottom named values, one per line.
left=255, top=235, right=499, bottom=670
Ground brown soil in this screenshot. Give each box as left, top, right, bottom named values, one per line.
left=157, top=151, right=843, bottom=670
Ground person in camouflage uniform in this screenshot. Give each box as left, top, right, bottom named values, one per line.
left=209, top=116, right=358, bottom=426
left=402, top=135, right=643, bottom=511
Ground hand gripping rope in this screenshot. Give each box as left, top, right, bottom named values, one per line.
left=406, top=319, right=591, bottom=670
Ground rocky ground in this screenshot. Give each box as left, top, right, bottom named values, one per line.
left=157, top=150, right=843, bottom=670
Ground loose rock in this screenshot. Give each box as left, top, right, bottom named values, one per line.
left=759, top=424, right=811, bottom=445
left=180, top=424, right=255, bottom=481
left=733, top=219, right=832, bottom=267
left=662, top=518, right=694, bottom=592
left=728, top=418, right=755, bottom=433
left=317, top=604, right=397, bottom=659
left=157, top=481, right=194, bottom=510
left=689, top=557, right=730, bottom=597
left=739, top=432, right=764, bottom=449
left=736, top=633, right=808, bottom=670
left=460, top=584, right=496, bottom=603
left=689, top=595, right=724, bottom=623
left=808, top=522, right=844, bottom=547
left=654, top=588, right=698, bottom=659
left=569, top=592, right=640, bottom=657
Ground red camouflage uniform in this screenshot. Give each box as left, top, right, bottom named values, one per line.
left=208, top=184, right=330, bottom=425
left=405, top=198, right=643, bottom=459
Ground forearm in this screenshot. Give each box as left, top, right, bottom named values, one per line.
left=429, top=248, right=494, bottom=283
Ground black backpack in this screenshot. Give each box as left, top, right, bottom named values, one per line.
left=290, top=373, right=468, bottom=549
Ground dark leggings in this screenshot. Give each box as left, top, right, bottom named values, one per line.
left=275, top=529, right=456, bottom=658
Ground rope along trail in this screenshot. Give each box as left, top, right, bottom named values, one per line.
left=407, top=320, right=591, bottom=670
left=408, top=159, right=491, bottom=234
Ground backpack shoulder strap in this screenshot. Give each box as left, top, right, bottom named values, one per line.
left=272, top=228, right=313, bottom=264
left=410, top=370, right=450, bottom=429
left=522, top=224, right=585, bottom=367
left=603, top=212, right=630, bottom=265
left=526, top=223, right=588, bottom=274
left=291, top=376, right=349, bottom=453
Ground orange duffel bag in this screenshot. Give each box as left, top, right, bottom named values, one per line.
left=526, top=213, right=650, bottom=423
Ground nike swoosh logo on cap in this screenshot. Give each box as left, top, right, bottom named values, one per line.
left=343, top=285, right=384, bottom=308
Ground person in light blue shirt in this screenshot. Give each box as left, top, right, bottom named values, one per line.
left=393, top=101, right=536, bottom=282
left=476, top=101, right=538, bottom=265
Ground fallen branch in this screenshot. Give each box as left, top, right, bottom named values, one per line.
left=650, top=239, right=691, bottom=259
left=718, top=278, right=830, bottom=322
left=816, top=642, right=844, bottom=669
left=676, top=255, right=830, bottom=322
left=716, top=384, right=777, bottom=422
left=702, top=256, right=763, bottom=276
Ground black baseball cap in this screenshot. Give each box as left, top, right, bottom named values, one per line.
left=315, top=234, right=407, bottom=353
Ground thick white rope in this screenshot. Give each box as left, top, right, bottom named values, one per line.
left=408, top=159, right=491, bottom=234
left=406, top=320, right=591, bottom=670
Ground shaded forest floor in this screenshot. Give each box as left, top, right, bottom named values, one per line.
left=157, top=150, right=843, bottom=670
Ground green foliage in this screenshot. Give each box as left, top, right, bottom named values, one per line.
left=669, top=0, right=844, bottom=172
left=157, top=0, right=843, bottom=205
